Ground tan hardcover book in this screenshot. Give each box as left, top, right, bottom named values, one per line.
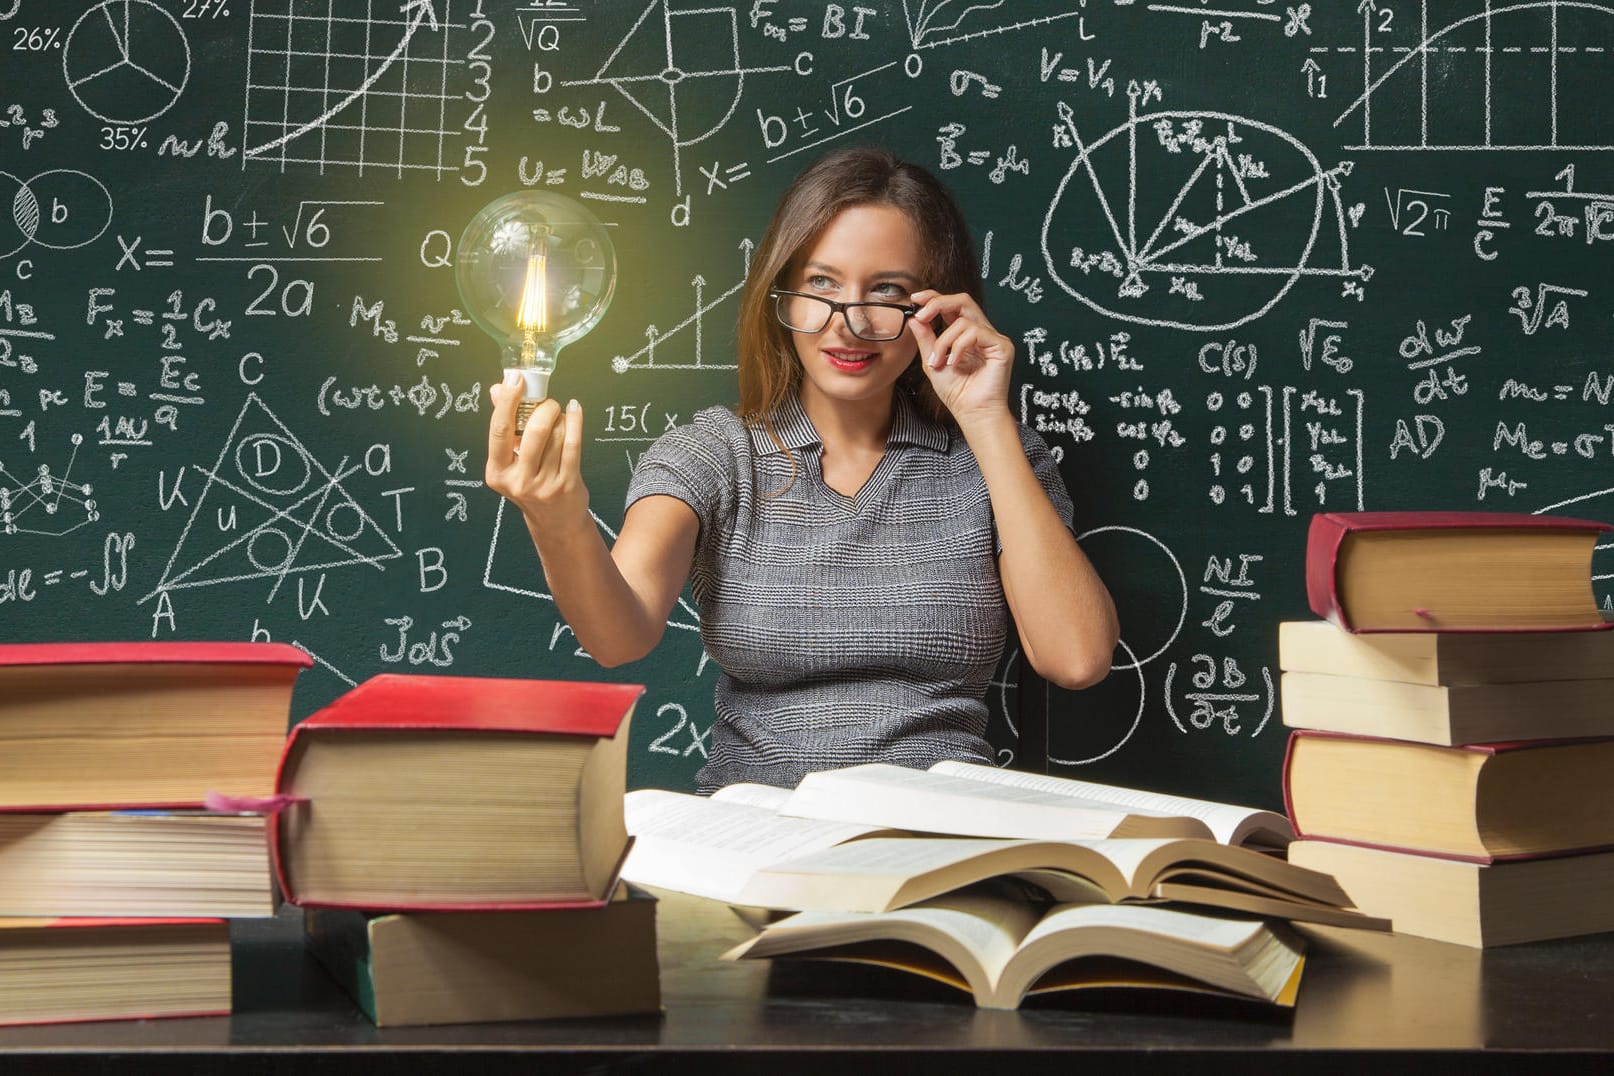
left=1288, top=840, right=1614, bottom=948
left=0, top=811, right=275, bottom=918
left=305, top=884, right=660, bottom=1027
left=724, top=889, right=1305, bottom=1010
left=1283, top=732, right=1614, bottom=861
left=1280, top=669, right=1614, bottom=746
left=272, top=674, right=642, bottom=910
left=0, top=917, right=230, bottom=1026
left=1306, top=511, right=1610, bottom=632
left=0, top=641, right=310, bottom=810
left=1278, top=619, right=1614, bottom=685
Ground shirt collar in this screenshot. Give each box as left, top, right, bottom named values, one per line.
left=747, top=392, right=950, bottom=455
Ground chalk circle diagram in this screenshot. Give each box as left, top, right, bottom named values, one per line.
left=1045, top=639, right=1147, bottom=767
left=0, top=170, right=114, bottom=259
left=1077, top=525, right=1188, bottom=672
left=62, top=0, right=191, bottom=125
left=1041, top=110, right=1370, bottom=332
left=1031, top=526, right=1186, bottom=766
left=139, top=395, right=402, bottom=606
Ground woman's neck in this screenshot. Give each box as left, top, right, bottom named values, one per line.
left=797, top=385, right=894, bottom=454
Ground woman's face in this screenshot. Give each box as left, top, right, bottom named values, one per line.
left=783, top=203, right=925, bottom=412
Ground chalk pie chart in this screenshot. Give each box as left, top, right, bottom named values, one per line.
left=62, top=0, right=191, bottom=126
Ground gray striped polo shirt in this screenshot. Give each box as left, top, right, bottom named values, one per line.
left=625, top=391, right=1075, bottom=793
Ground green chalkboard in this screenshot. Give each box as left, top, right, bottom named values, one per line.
left=5, top=0, right=1614, bottom=807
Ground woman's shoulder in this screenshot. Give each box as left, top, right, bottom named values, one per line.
left=639, top=405, right=749, bottom=470
left=653, top=404, right=747, bottom=447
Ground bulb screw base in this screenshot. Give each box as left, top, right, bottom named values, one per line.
left=507, top=368, right=552, bottom=435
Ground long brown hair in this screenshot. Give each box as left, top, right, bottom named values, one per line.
left=736, top=146, right=982, bottom=442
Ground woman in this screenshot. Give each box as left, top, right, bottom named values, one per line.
left=485, top=146, right=1118, bottom=793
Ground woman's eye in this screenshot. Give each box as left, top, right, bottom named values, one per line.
left=871, top=283, right=908, bottom=299
left=805, top=275, right=837, bottom=292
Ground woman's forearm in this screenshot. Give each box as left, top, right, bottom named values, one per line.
left=962, top=411, right=1120, bottom=689
left=524, top=512, right=666, bottom=668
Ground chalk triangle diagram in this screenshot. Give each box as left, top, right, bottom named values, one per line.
left=141, top=394, right=402, bottom=603
left=1134, top=140, right=1247, bottom=273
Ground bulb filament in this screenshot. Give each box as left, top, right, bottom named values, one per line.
left=517, top=248, right=548, bottom=364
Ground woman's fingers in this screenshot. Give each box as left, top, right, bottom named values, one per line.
left=486, top=377, right=523, bottom=477
left=520, top=397, right=565, bottom=475
left=558, top=400, right=584, bottom=480
left=908, top=312, right=938, bottom=363
left=541, top=403, right=568, bottom=481
left=908, top=290, right=1001, bottom=370
left=911, top=289, right=984, bottom=327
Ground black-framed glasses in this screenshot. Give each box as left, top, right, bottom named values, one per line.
left=769, top=289, right=919, bottom=342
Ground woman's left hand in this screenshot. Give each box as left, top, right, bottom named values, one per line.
left=908, top=289, right=1015, bottom=427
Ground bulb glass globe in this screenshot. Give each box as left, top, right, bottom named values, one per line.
left=455, top=191, right=616, bottom=428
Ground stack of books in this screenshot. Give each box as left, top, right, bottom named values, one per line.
left=620, top=758, right=1391, bottom=1010
left=274, top=673, right=661, bottom=1027
left=1280, top=510, right=1614, bottom=948
left=0, top=640, right=312, bottom=1025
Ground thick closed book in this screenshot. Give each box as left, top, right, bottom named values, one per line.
left=0, top=641, right=311, bottom=810
left=304, top=884, right=660, bottom=1027
left=0, top=917, right=230, bottom=1026
left=1289, top=840, right=1614, bottom=948
left=271, top=673, right=643, bottom=910
left=0, top=810, right=275, bottom=918
left=1280, top=669, right=1614, bottom=747
left=1283, top=731, right=1614, bottom=862
left=1278, top=619, right=1614, bottom=685
left=1304, top=511, right=1611, bottom=632
left=724, top=890, right=1305, bottom=1010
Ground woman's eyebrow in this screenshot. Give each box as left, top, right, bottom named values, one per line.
left=802, top=262, right=920, bottom=285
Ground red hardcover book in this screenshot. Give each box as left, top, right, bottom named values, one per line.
left=1282, top=729, right=1614, bottom=863
left=0, top=916, right=230, bottom=1026
left=0, top=641, right=312, bottom=811
left=270, top=673, right=643, bottom=911
left=1304, top=510, right=1612, bottom=632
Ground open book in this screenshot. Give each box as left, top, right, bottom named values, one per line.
left=735, top=835, right=1383, bottom=929
left=723, top=889, right=1306, bottom=1010
left=777, top=761, right=1294, bottom=847
left=621, top=784, right=1375, bottom=929
left=620, top=786, right=898, bottom=903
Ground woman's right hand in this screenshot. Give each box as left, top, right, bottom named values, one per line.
left=485, top=375, right=590, bottom=532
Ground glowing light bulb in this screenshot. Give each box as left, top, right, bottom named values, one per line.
left=455, top=191, right=616, bottom=432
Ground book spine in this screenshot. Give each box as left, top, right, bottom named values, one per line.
left=1280, top=730, right=1301, bottom=831
left=1304, top=514, right=1351, bottom=630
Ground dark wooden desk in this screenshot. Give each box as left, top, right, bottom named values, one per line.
left=0, top=889, right=1611, bottom=1074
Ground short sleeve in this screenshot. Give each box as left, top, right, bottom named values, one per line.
left=624, top=408, right=737, bottom=545
left=993, top=424, right=1077, bottom=554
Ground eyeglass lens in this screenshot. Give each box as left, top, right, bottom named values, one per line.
left=775, top=293, right=908, bottom=341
